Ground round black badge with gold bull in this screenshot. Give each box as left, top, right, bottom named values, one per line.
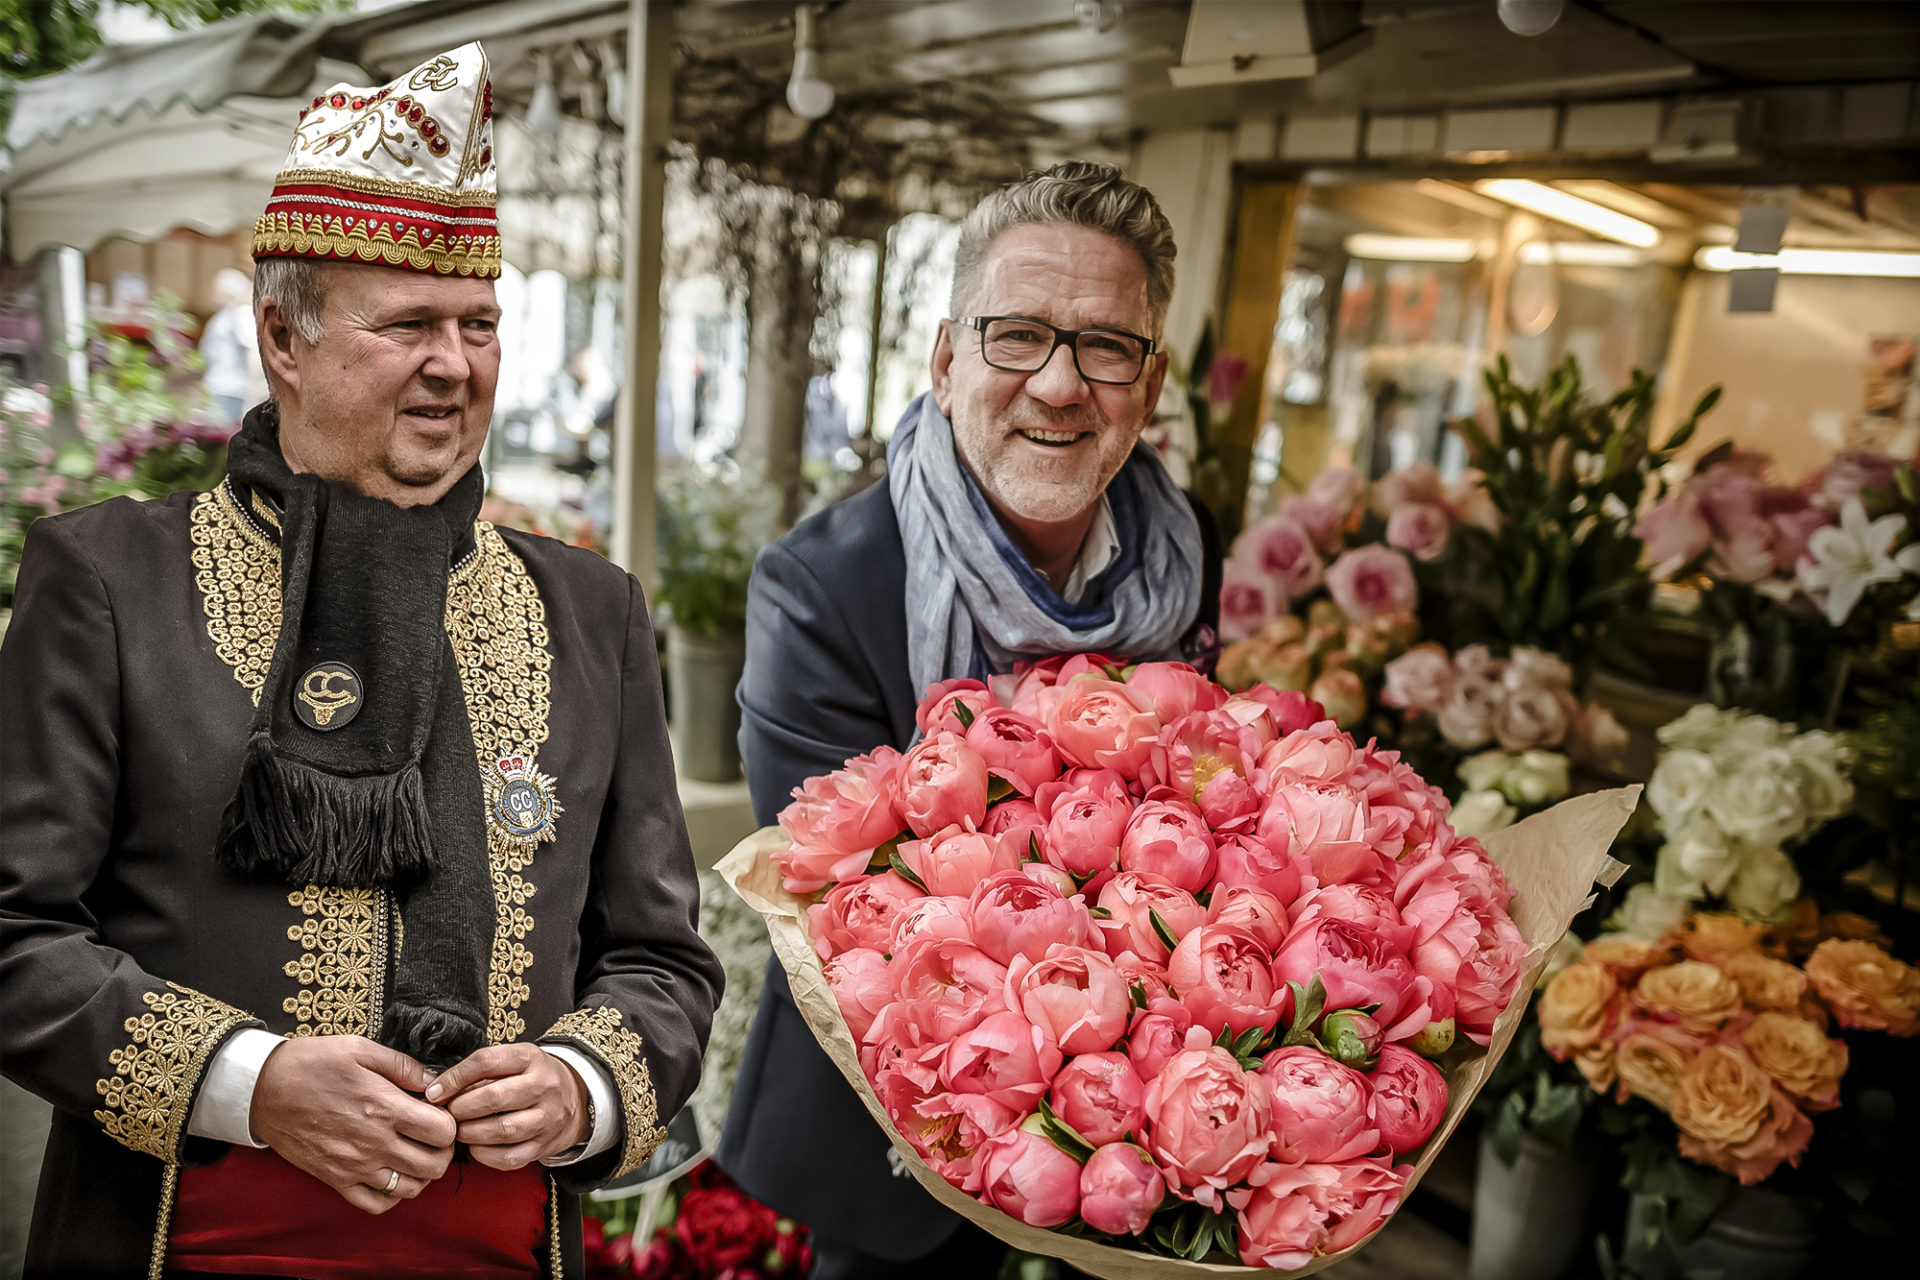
left=295, top=662, right=362, bottom=731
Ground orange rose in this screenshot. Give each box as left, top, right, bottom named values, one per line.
left=1764, top=899, right=1819, bottom=959
left=1612, top=1022, right=1700, bottom=1112
left=1719, top=950, right=1809, bottom=1014
left=1817, top=911, right=1891, bottom=949
left=1805, top=939, right=1920, bottom=1036
left=1582, top=936, right=1676, bottom=985
left=1633, top=961, right=1744, bottom=1035
left=1671, top=913, right=1766, bottom=964
left=1741, top=1011, right=1847, bottom=1110
left=1673, top=1045, right=1813, bottom=1185
left=1538, top=962, right=1618, bottom=1057
left=1571, top=1042, right=1616, bottom=1093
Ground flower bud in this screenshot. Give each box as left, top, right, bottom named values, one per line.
left=1410, top=1016, right=1456, bottom=1058
left=1319, top=1009, right=1384, bottom=1070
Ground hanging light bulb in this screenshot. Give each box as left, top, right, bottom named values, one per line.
left=1497, top=0, right=1565, bottom=36
left=525, top=50, right=562, bottom=137
left=602, top=39, right=628, bottom=127
left=786, top=4, right=834, bottom=120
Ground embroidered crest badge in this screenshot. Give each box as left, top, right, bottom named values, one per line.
left=488, top=752, right=561, bottom=845
left=295, top=662, right=362, bottom=730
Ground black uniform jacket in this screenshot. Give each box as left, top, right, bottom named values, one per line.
left=0, top=480, right=725, bottom=1279
left=715, top=479, right=1220, bottom=1258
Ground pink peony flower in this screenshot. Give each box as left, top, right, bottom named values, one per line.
left=1257, top=780, right=1388, bottom=888
left=1233, top=514, right=1326, bottom=599
left=888, top=935, right=1009, bottom=1041
left=1381, top=644, right=1454, bottom=715
left=878, top=1059, right=1017, bottom=1193
left=1168, top=923, right=1283, bottom=1038
left=1235, top=1158, right=1407, bottom=1268
left=1324, top=546, right=1418, bottom=623
left=1047, top=1051, right=1147, bottom=1146
left=940, top=1010, right=1063, bottom=1113
left=1141, top=1035, right=1273, bottom=1208
left=889, top=894, right=973, bottom=953
left=1146, top=710, right=1266, bottom=832
left=977, top=1121, right=1083, bottom=1227
left=897, top=826, right=1020, bottom=899
left=1036, top=678, right=1162, bottom=778
left=899, top=733, right=991, bottom=838
left=1205, top=885, right=1289, bottom=951
left=1491, top=678, right=1576, bottom=752
left=1228, top=686, right=1326, bottom=740
left=1035, top=769, right=1135, bottom=881
left=1394, top=843, right=1523, bottom=1046
left=1126, top=997, right=1196, bottom=1080
left=1019, top=861, right=1079, bottom=896
left=1108, top=950, right=1172, bottom=1005
left=1095, top=872, right=1205, bottom=964
left=773, top=841, right=877, bottom=896
left=775, top=746, right=907, bottom=890
left=1259, top=1045, right=1380, bottom=1163
left=1118, top=799, right=1217, bottom=894
left=980, top=797, right=1045, bottom=857
left=1212, top=832, right=1304, bottom=905
left=1369, top=1044, right=1447, bottom=1154
left=966, top=707, right=1061, bottom=798
left=1291, top=883, right=1407, bottom=940
left=917, top=678, right=996, bottom=737
left=968, top=868, right=1096, bottom=967
left=1127, top=662, right=1226, bottom=726
left=1077, top=1142, right=1166, bottom=1237
left=824, top=947, right=894, bottom=1042
left=1385, top=501, right=1452, bottom=562
left=1272, top=917, right=1433, bottom=1043
left=1007, top=946, right=1133, bottom=1055
left=809, top=872, right=924, bottom=960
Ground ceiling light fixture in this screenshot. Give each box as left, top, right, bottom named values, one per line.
left=525, top=50, right=562, bottom=137
left=786, top=4, right=835, bottom=121
left=1497, top=0, right=1566, bottom=36
left=1344, top=235, right=1480, bottom=263
left=1694, top=246, right=1920, bottom=278
left=1475, top=179, right=1662, bottom=247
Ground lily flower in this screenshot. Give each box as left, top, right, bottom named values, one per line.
left=1798, top=497, right=1909, bottom=626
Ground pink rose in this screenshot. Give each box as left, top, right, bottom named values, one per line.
left=1095, top=872, right=1204, bottom=964
left=1369, top=1044, right=1447, bottom=1154
left=897, top=826, right=1019, bottom=899
left=1385, top=501, right=1451, bottom=562
left=1233, top=514, right=1326, bottom=598
left=1008, top=946, right=1133, bottom=1055
left=1308, top=466, right=1366, bottom=513
left=889, top=894, right=973, bottom=953
left=1126, top=662, right=1225, bottom=726
left=825, top=947, right=894, bottom=1042
left=977, top=1121, right=1083, bottom=1227
left=1036, top=678, right=1162, bottom=778
left=1036, top=769, right=1134, bottom=881
left=966, top=707, right=1061, bottom=798
left=1259, top=1045, right=1380, bottom=1163
left=1235, top=1159, right=1406, bottom=1268
left=1219, top=561, right=1285, bottom=643
left=1168, top=924, right=1282, bottom=1038
left=1373, top=462, right=1444, bottom=513
left=1141, top=1035, right=1273, bottom=1207
left=1078, top=1143, right=1165, bottom=1237
left=1636, top=489, right=1713, bottom=578
left=889, top=935, right=1009, bottom=1041
left=1279, top=494, right=1345, bottom=555
left=1434, top=672, right=1499, bottom=750
left=809, top=872, right=924, bottom=960
left=1118, top=800, right=1217, bottom=895
left=917, top=678, right=996, bottom=737
left=968, top=868, right=1096, bottom=967
left=1324, top=546, right=1417, bottom=624
left=1272, top=918, right=1433, bottom=1043
left=1206, top=885, right=1289, bottom=951
left=899, top=733, right=990, bottom=838
left=1492, top=681, right=1575, bottom=752
left=1381, top=644, right=1455, bottom=716
left=941, top=1010, right=1063, bottom=1113
left=1126, top=997, right=1195, bottom=1080
left=1213, top=833, right=1305, bottom=905
left=1048, top=1051, right=1147, bottom=1146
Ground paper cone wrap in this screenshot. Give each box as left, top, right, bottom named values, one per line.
left=718, top=787, right=1638, bottom=1277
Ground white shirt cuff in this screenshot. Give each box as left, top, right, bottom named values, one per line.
left=538, top=1043, right=619, bottom=1165
left=185, top=1027, right=284, bottom=1148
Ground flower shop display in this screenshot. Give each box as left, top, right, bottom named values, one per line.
left=1214, top=603, right=1418, bottom=729
left=719, top=657, right=1638, bottom=1276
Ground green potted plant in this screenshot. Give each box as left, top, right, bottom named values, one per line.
left=655, top=461, right=779, bottom=782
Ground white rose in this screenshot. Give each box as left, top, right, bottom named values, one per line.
left=1507, top=647, right=1574, bottom=692
left=1492, top=683, right=1575, bottom=752
left=1436, top=674, right=1499, bottom=750
left=1658, top=817, right=1738, bottom=897
left=1453, top=644, right=1503, bottom=679
left=1457, top=749, right=1513, bottom=794
left=1788, top=731, right=1853, bottom=823
left=1609, top=883, right=1693, bottom=941
left=1715, top=714, right=1792, bottom=764
left=1724, top=844, right=1802, bottom=921
left=1647, top=748, right=1718, bottom=830
left=1704, top=748, right=1809, bottom=847
left=1450, top=790, right=1518, bottom=837
left=1381, top=644, right=1455, bottom=714
left=1503, top=750, right=1571, bottom=806
left=1656, top=703, right=1732, bottom=753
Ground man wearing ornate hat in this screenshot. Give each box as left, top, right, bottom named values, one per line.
left=0, top=44, right=723, bottom=1280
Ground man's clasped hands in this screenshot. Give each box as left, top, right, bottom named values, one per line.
left=249, top=1036, right=592, bottom=1214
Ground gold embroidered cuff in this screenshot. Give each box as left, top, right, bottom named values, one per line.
left=94, top=982, right=257, bottom=1162
left=541, top=1005, right=666, bottom=1177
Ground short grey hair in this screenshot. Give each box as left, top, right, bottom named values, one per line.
left=950, top=161, right=1177, bottom=338
left=251, top=256, right=331, bottom=345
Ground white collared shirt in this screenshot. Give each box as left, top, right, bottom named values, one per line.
left=1059, top=493, right=1118, bottom=605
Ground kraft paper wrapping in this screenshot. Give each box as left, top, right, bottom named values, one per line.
left=718, top=786, right=1640, bottom=1278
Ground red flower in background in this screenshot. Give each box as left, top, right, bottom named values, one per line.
left=585, top=1161, right=813, bottom=1279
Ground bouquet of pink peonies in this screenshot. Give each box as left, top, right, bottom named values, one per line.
left=720, top=655, right=1638, bottom=1276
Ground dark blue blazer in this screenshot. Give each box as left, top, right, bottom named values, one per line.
left=715, top=478, right=1219, bottom=1258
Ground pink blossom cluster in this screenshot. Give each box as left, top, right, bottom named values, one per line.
left=92, top=417, right=236, bottom=482
left=1381, top=643, right=1603, bottom=755
left=772, top=656, right=1530, bottom=1266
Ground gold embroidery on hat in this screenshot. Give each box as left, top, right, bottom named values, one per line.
left=250, top=209, right=500, bottom=278
left=267, top=167, right=497, bottom=208
left=93, top=983, right=253, bottom=1162
left=543, top=1005, right=667, bottom=1176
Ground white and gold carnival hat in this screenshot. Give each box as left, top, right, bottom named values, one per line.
left=252, top=42, right=500, bottom=278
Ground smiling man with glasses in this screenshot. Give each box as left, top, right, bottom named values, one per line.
left=717, top=161, right=1222, bottom=1279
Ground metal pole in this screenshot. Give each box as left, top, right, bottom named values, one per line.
left=859, top=227, right=889, bottom=466
left=610, top=0, right=672, bottom=582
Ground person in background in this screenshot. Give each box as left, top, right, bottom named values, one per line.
left=198, top=267, right=263, bottom=426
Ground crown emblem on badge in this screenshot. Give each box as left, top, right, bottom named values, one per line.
left=488, top=752, right=561, bottom=844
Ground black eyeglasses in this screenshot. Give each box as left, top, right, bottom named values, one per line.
left=954, top=315, right=1157, bottom=386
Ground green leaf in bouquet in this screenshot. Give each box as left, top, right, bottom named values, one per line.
left=1129, top=980, right=1148, bottom=1008
left=1148, top=908, right=1180, bottom=954
left=953, top=701, right=977, bottom=730
left=1491, top=1088, right=1529, bottom=1166
left=1694, top=439, right=1735, bottom=472
left=866, top=829, right=912, bottom=876
left=1028, top=833, right=1043, bottom=863
left=1897, top=464, right=1919, bottom=507
left=887, top=847, right=929, bottom=893
left=1036, top=1098, right=1096, bottom=1163
left=985, top=775, right=1020, bottom=806
left=1089, top=905, right=1114, bottom=920
left=1280, top=973, right=1329, bottom=1047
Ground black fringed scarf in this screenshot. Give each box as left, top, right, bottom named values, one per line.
left=216, top=405, right=492, bottom=1067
